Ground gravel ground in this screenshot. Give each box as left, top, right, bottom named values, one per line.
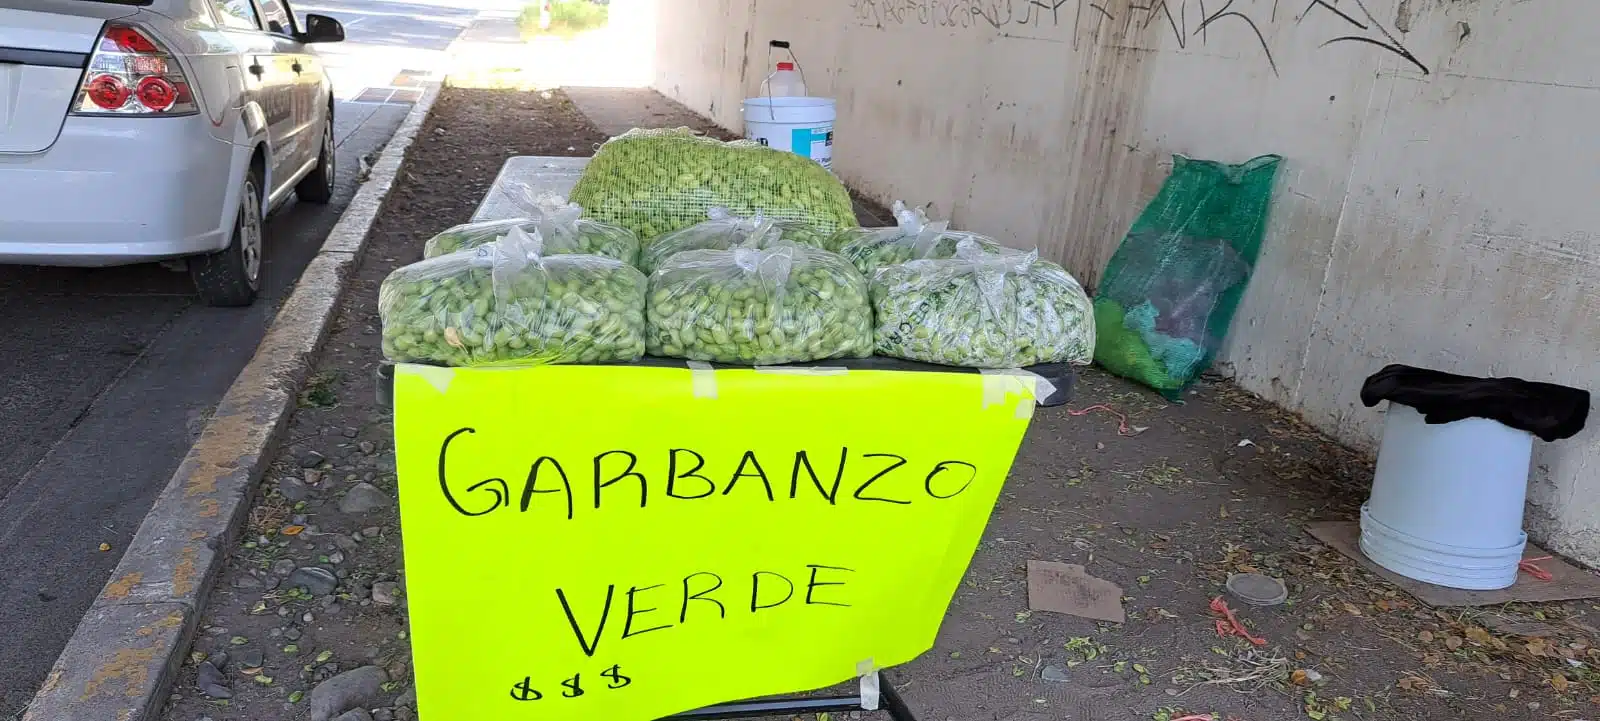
left=160, top=86, right=1600, bottom=721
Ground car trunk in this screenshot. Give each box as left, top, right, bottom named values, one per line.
left=0, top=1, right=138, bottom=153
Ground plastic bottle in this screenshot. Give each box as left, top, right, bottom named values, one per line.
left=767, top=62, right=806, bottom=97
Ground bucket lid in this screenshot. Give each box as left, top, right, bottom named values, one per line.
left=776, top=62, right=795, bottom=71
left=1225, top=573, right=1288, bottom=606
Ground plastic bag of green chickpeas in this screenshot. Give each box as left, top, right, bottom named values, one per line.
left=421, top=194, right=639, bottom=266
left=569, top=127, right=859, bottom=241
left=830, top=200, right=1009, bottom=277
left=381, top=227, right=647, bottom=367
left=639, top=208, right=830, bottom=275
left=872, top=240, right=1096, bottom=368
left=646, top=243, right=873, bottom=365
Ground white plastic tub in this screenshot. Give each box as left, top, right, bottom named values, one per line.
left=1359, top=402, right=1534, bottom=590
left=743, top=97, right=835, bottom=170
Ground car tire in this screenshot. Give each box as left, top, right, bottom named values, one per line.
left=295, top=114, right=336, bottom=204
left=191, top=165, right=265, bottom=307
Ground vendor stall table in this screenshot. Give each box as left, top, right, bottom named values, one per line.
left=382, top=156, right=1077, bottom=721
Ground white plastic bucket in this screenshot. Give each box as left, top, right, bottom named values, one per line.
left=743, top=97, right=835, bottom=170
left=1358, top=402, right=1534, bottom=590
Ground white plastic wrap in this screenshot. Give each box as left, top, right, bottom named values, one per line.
left=639, top=208, right=829, bottom=275
left=831, top=201, right=1007, bottom=277
left=422, top=193, right=639, bottom=266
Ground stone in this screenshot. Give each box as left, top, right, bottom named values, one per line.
left=363, top=527, right=382, bottom=538
left=329, top=551, right=345, bottom=565
left=1041, top=665, right=1070, bottom=683
left=305, top=469, right=327, bottom=486
left=359, top=441, right=377, bottom=455
left=371, top=582, right=400, bottom=606
left=273, top=560, right=298, bottom=576
left=340, top=483, right=392, bottom=515
left=333, top=711, right=374, bottom=721
left=395, top=686, right=417, bottom=708
left=342, top=427, right=360, bottom=438
left=299, top=450, right=327, bottom=468
left=373, top=709, right=394, bottom=721
left=232, top=575, right=263, bottom=590
left=285, top=627, right=303, bottom=641
left=309, top=665, right=388, bottom=721
left=287, top=566, right=339, bottom=595
left=237, top=648, right=265, bottom=669
left=196, top=661, right=231, bottom=698
left=334, top=535, right=360, bottom=553
left=208, top=651, right=229, bottom=669
left=279, top=480, right=310, bottom=502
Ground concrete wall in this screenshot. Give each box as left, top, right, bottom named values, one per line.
left=649, top=0, right=1600, bottom=564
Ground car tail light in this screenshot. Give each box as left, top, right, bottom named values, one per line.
left=72, top=23, right=197, bottom=116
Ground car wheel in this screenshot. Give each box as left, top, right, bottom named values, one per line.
left=191, top=166, right=265, bottom=307
left=295, top=115, right=336, bottom=204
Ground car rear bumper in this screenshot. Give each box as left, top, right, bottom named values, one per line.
left=0, top=114, right=242, bottom=267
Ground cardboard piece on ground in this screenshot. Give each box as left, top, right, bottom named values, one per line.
left=1027, top=561, right=1125, bottom=623
left=1306, top=521, right=1600, bottom=607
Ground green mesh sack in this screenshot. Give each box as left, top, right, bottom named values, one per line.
left=422, top=194, right=639, bottom=266
left=638, top=208, right=829, bottom=275
left=381, top=227, right=647, bottom=367
left=568, top=127, right=858, bottom=240
left=1093, top=154, right=1281, bottom=397
left=830, top=200, right=1007, bottom=277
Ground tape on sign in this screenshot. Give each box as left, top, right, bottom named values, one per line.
left=410, top=365, right=456, bottom=395
left=687, top=361, right=717, bottom=398
left=856, top=659, right=880, bottom=711
left=979, top=368, right=1057, bottom=419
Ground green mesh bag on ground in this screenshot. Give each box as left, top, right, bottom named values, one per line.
left=1093, top=154, right=1281, bottom=398
left=568, top=127, right=858, bottom=241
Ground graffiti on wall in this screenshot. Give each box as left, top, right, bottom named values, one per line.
left=846, top=0, right=1429, bottom=75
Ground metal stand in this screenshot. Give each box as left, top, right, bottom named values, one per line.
left=663, top=674, right=917, bottom=721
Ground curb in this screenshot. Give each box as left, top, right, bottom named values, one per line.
left=21, top=83, right=440, bottom=721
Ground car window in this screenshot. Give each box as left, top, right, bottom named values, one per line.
left=210, top=0, right=261, bottom=30
left=257, top=0, right=298, bottom=35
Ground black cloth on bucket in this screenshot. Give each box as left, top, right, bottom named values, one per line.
left=1360, top=364, right=1590, bottom=442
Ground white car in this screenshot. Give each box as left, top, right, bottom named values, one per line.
left=0, top=0, right=344, bottom=306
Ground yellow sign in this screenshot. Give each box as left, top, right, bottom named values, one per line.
left=393, top=364, right=1036, bottom=721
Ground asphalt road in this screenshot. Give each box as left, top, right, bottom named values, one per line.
left=0, top=2, right=485, bottom=715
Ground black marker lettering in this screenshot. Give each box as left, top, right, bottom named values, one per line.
left=509, top=676, right=542, bottom=701
left=666, top=448, right=715, bottom=499
left=519, top=456, right=573, bottom=519
left=437, top=428, right=506, bottom=516
left=790, top=448, right=847, bottom=504
left=722, top=450, right=774, bottom=501
left=593, top=450, right=647, bottom=509
left=602, top=664, right=632, bottom=689
left=555, top=585, right=613, bottom=657
left=750, top=571, right=795, bottom=612
left=561, top=673, right=584, bottom=698
left=680, top=572, right=726, bottom=623
left=925, top=460, right=978, bottom=499
left=854, top=453, right=911, bottom=504
left=805, top=564, right=855, bottom=607
left=621, top=584, right=673, bottom=639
